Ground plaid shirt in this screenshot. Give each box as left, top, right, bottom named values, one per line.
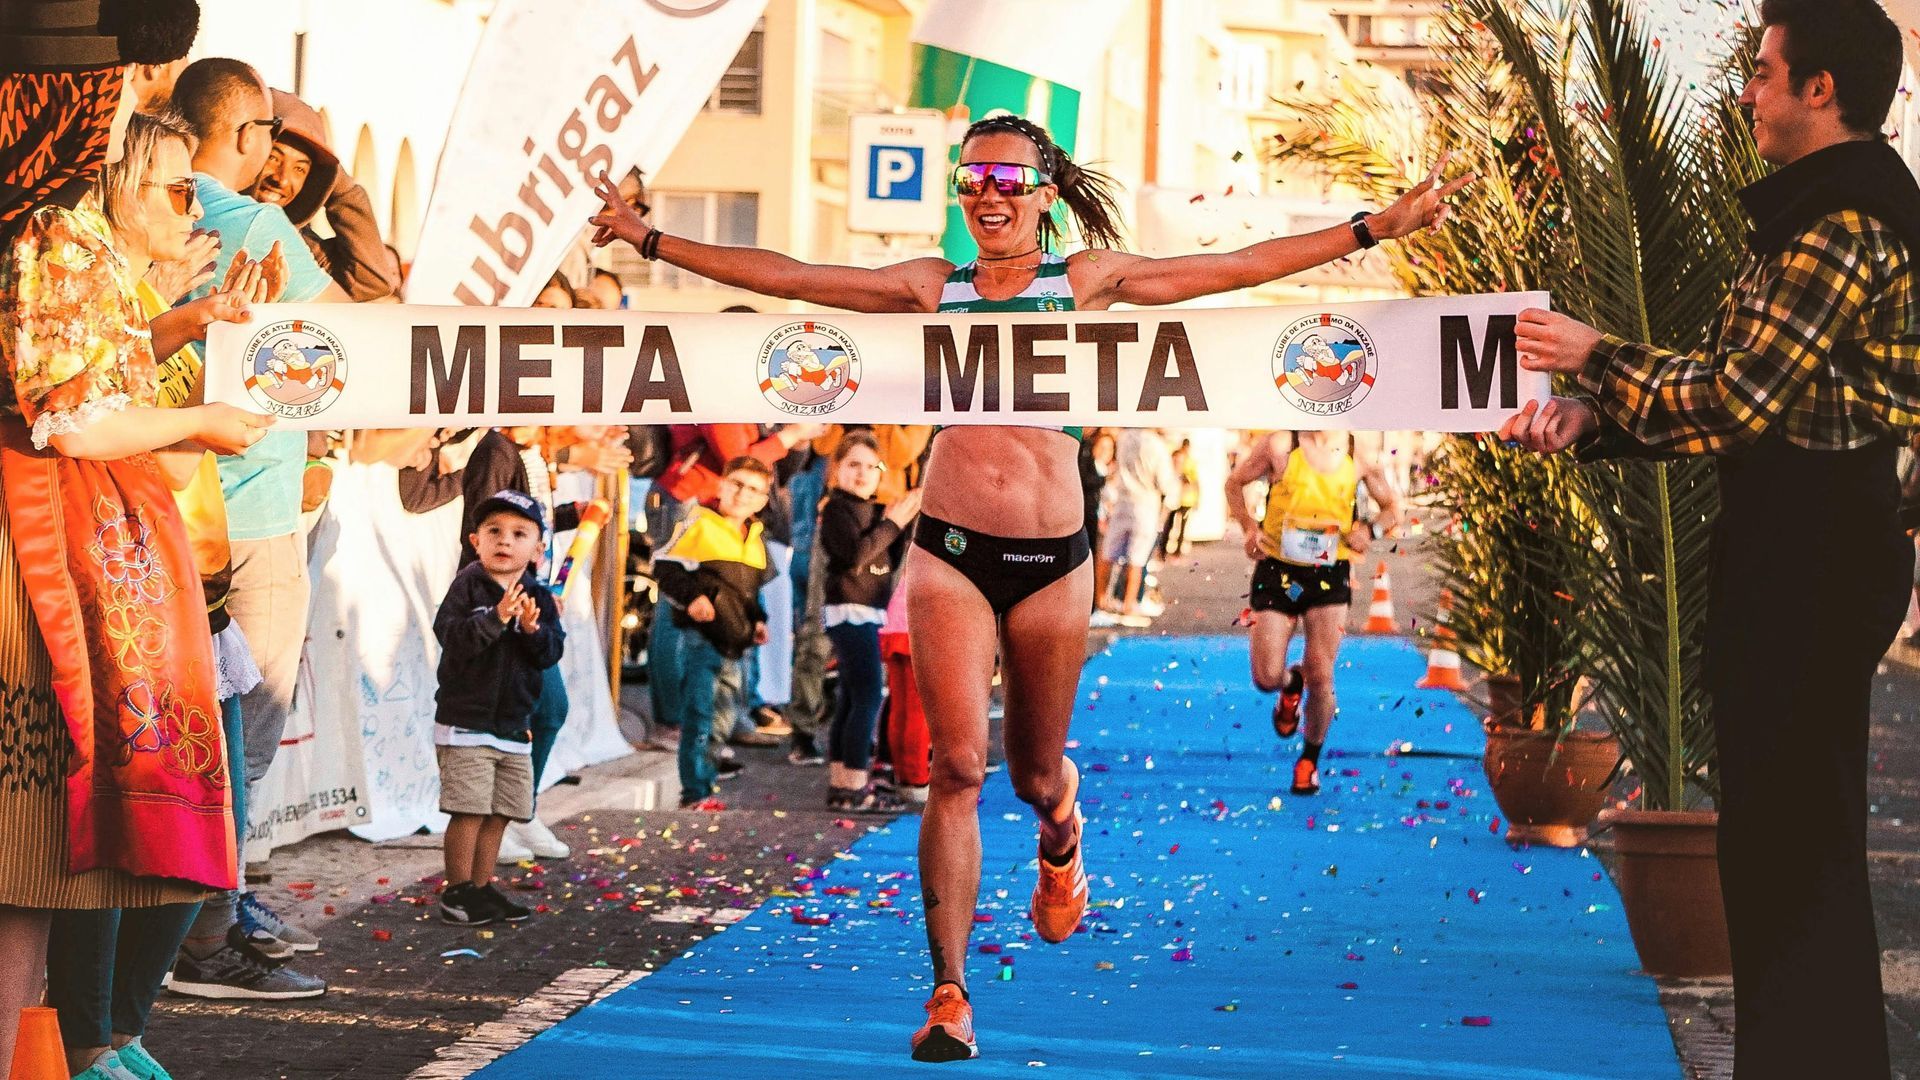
left=1580, top=209, right=1920, bottom=453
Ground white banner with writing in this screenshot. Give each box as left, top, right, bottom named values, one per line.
left=403, top=0, right=770, bottom=307
left=205, top=293, right=1552, bottom=431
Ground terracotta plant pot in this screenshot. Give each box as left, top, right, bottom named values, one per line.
left=1481, top=725, right=1618, bottom=847
left=1482, top=673, right=1545, bottom=730
left=1598, top=808, right=1731, bottom=978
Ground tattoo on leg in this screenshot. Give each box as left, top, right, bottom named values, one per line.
left=930, top=940, right=949, bottom=979
left=924, top=888, right=940, bottom=910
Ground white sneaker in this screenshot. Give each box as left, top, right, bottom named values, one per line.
left=496, top=829, right=534, bottom=865
left=511, top=817, right=570, bottom=860
left=1136, top=597, right=1166, bottom=618
left=1089, top=610, right=1120, bottom=628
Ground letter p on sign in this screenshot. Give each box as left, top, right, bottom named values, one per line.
left=869, top=145, right=923, bottom=201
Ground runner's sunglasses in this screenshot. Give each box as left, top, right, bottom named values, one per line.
left=952, top=162, right=1051, bottom=197
left=142, top=177, right=196, bottom=215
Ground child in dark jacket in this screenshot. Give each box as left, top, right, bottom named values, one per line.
left=652, top=457, right=779, bottom=809
left=817, top=433, right=920, bottom=812
left=432, top=490, right=565, bottom=926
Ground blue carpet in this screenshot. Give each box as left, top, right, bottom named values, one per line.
left=479, top=636, right=1680, bottom=1078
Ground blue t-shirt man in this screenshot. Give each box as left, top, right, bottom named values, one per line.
left=189, top=172, right=336, bottom=541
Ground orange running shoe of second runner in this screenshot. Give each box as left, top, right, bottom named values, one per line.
left=1032, top=765, right=1089, bottom=944
left=910, top=983, right=978, bottom=1062
left=1272, top=664, right=1304, bottom=738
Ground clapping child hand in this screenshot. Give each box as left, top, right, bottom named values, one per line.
left=496, top=581, right=526, bottom=625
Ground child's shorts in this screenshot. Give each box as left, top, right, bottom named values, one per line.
left=437, top=744, right=535, bottom=821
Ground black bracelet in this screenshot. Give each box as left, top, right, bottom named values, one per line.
left=640, top=229, right=665, bottom=260
left=1349, top=211, right=1378, bottom=250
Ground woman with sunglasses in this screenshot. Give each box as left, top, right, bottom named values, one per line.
left=37, top=109, right=292, bottom=1080
left=0, top=19, right=278, bottom=1072
left=590, top=114, right=1467, bottom=1062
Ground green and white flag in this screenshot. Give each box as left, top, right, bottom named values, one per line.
left=909, top=0, right=1128, bottom=263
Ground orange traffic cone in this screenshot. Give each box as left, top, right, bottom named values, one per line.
left=9, top=1007, right=65, bottom=1080
left=1416, top=589, right=1470, bottom=691
left=1362, top=562, right=1397, bottom=634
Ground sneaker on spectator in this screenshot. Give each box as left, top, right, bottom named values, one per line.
left=1088, top=610, right=1120, bottom=628
left=439, top=882, right=496, bottom=926
left=1136, top=596, right=1166, bottom=618
left=750, top=705, right=792, bottom=736
left=479, top=882, right=532, bottom=922
left=235, top=903, right=293, bottom=961
left=678, top=795, right=727, bottom=811
left=716, top=757, right=746, bottom=781
left=728, top=725, right=782, bottom=747
left=787, top=733, right=826, bottom=767
left=110, top=1037, right=172, bottom=1076
left=168, top=925, right=327, bottom=1000
left=496, top=827, right=535, bottom=865
left=71, top=1050, right=139, bottom=1080
left=113, top=1038, right=174, bottom=1080
left=239, top=892, right=319, bottom=953
left=507, top=817, right=570, bottom=860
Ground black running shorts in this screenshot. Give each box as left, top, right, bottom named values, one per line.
left=1249, top=558, right=1352, bottom=617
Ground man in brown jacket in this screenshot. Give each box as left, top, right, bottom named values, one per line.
left=247, top=88, right=399, bottom=302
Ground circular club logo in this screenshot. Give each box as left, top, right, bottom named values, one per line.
left=1271, top=313, right=1377, bottom=417
left=757, top=321, right=861, bottom=416
left=642, top=0, right=735, bottom=16
left=241, top=320, right=346, bottom=420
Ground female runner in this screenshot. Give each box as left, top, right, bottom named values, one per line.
left=591, top=116, right=1466, bottom=1061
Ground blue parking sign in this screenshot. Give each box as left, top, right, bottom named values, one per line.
left=868, top=144, right=924, bottom=201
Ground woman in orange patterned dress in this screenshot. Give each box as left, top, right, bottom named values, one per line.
left=0, top=1, right=275, bottom=1063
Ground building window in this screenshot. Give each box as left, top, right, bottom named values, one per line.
left=618, top=192, right=759, bottom=289
left=706, top=22, right=764, bottom=114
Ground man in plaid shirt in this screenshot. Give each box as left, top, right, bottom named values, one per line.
left=1505, top=2, right=1915, bottom=1075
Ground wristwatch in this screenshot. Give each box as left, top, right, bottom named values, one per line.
left=1349, top=211, right=1379, bottom=249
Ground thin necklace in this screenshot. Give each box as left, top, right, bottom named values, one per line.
left=976, top=245, right=1042, bottom=262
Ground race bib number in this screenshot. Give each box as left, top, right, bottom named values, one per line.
left=1280, top=526, right=1341, bottom=566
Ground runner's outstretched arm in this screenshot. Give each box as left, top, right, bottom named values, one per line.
left=589, top=175, right=947, bottom=313
left=1076, top=159, right=1473, bottom=308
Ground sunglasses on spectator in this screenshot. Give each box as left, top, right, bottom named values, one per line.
left=953, top=162, right=1050, bottom=197
left=240, top=116, right=286, bottom=140
left=141, top=177, right=196, bottom=215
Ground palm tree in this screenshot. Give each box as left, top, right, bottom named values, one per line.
left=1274, top=0, right=1758, bottom=807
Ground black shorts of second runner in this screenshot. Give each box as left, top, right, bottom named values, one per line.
left=1249, top=558, right=1353, bottom=617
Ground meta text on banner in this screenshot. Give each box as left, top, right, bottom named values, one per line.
left=203, top=292, right=1552, bottom=431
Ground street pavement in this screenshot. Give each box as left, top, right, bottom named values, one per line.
left=143, top=520, right=1920, bottom=1077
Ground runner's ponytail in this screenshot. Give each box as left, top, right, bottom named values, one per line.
left=962, top=115, right=1128, bottom=252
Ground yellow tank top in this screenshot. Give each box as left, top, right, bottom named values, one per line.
left=1262, top=448, right=1357, bottom=565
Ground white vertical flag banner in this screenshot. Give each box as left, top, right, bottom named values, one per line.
left=404, top=0, right=771, bottom=307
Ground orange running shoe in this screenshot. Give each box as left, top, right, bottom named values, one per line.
left=1291, top=757, right=1321, bottom=796
left=910, top=983, right=978, bottom=1062
left=1272, top=665, right=1304, bottom=738
left=1032, top=802, right=1088, bottom=944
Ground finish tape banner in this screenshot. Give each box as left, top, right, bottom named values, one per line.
left=203, top=291, right=1550, bottom=431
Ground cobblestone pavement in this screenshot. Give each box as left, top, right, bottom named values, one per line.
left=143, top=525, right=1920, bottom=1077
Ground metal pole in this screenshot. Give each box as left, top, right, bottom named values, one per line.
left=605, top=469, right=631, bottom=716
left=1144, top=0, right=1163, bottom=185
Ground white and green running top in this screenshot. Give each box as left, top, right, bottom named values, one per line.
left=937, top=252, right=1076, bottom=315
left=935, top=252, right=1085, bottom=441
